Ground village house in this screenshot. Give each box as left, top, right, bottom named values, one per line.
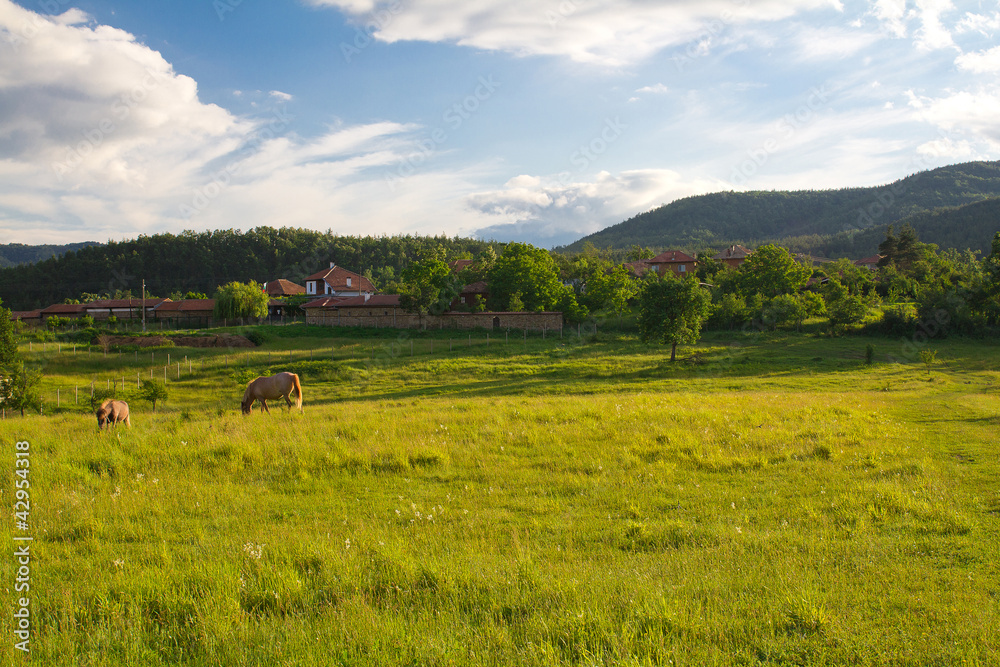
left=853, top=255, right=882, bottom=271
left=645, top=250, right=698, bottom=277
left=38, top=303, right=89, bottom=320
left=154, top=299, right=216, bottom=326
left=304, top=263, right=375, bottom=298
left=264, top=279, right=306, bottom=297
left=713, top=245, right=753, bottom=269
left=453, top=281, right=488, bottom=310
left=85, top=298, right=169, bottom=321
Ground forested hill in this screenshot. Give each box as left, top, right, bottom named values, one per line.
left=0, top=228, right=498, bottom=311
left=0, top=242, right=100, bottom=268
left=782, top=197, right=1000, bottom=259
left=558, top=161, right=1000, bottom=255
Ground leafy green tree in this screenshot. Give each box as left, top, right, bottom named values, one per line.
left=825, top=292, right=870, bottom=333
left=762, top=294, right=809, bottom=331
left=1, top=361, right=42, bottom=416
left=638, top=277, right=712, bottom=361
left=709, top=292, right=750, bottom=330
left=488, top=243, right=573, bottom=312
left=736, top=245, right=811, bottom=298
left=214, top=281, right=270, bottom=320
left=0, top=301, right=18, bottom=368
left=399, top=255, right=456, bottom=317
left=586, top=265, right=639, bottom=317
left=139, top=378, right=169, bottom=412
left=626, top=245, right=656, bottom=261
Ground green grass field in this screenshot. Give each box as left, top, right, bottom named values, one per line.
left=2, top=324, right=999, bottom=666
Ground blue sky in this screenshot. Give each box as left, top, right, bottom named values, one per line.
left=0, top=0, right=998, bottom=248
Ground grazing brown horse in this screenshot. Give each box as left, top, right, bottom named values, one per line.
left=241, top=372, right=302, bottom=414
left=96, top=399, right=131, bottom=429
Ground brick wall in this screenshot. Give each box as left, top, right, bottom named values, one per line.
left=306, top=307, right=563, bottom=332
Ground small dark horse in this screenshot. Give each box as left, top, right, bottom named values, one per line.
left=96, top=399, right=131, bottom=429
left=241, top=372, right=303, bottom=414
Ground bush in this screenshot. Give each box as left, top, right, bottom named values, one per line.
left=244, top=330, right=269, bottom=346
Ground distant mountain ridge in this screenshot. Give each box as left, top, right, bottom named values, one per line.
left=0, top=242, right=101, bottom=268
left=558, top=161, right=1000, bottom=257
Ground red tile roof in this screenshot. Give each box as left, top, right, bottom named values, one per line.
left=853, top=255, right=882, bottom=266
left=9, top=310, right=42, bottom=320
left=301, top=296, right=351, bottom=309
left=155, top=299, right=215, bottom=313
left=265, top=279, right=306, bottom=296
left=713, top=245, right=752, bottom=261
left=336, top=295, right=401, bottom=308
left=460, top=281, right=488, bottom=294
left=86, top=298, right=169, bottom=309
left=449, top=259, right=474, bottom=273
left=649, top=250, right=696, bottom=263
left=40, top=303, right=89, bottom=315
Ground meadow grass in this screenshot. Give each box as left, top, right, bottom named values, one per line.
left=1, top=324, right=998, bottom=665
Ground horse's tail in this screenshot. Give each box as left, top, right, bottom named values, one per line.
left=292, top=373, right=303, bottom=411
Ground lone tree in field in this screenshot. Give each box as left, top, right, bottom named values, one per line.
left=214, top=281, right=270, bottom=321
left=1, top=361, right=42, bottom=417
left=638, top=276, right=712, bottom=362
left=139, top=378, right=169, bottom=412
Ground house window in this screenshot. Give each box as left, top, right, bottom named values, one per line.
left=347, top=277, right=352, bottom=287
left=307, top=282, right=315, bottom=295
left=679, top=265, right=686, bottom=272
left=461, top=296, right=466, bottom=304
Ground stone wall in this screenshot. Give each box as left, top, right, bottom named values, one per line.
left=306, top=308, right=563, bottom=332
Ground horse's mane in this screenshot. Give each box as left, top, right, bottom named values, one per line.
left=99, top=398, right=115, bottom=409
left=242, top=379, right=256, bottom=404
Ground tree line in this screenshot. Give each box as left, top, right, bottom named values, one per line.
left=0, top=228, right=501, bottom=311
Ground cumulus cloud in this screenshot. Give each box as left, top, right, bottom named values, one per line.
left=956, top=45, right=1000, bottom=73
left=0, top=0, right=500, bottom=243
left=309, top=0, right=836, bottom=66
left=908, top=87, right=1000, bottom=150
left=467, top=169, right=722, bottom=247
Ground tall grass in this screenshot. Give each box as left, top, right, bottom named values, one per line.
left=1, top=327, right=998, bottom=665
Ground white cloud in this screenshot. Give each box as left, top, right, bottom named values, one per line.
left=636, top=83, right=669, bottom=95
left=908, top=87, right=1000, bottom=150
left=0, top=0, right=501, bottom=243
left=913, top=0, right=956, bottom=51
left=955, top=11, right=1000, bottom=36
left=793, top=25, right=881, bottom=59
left=870, top=0, right=908, bottom=38
left=309, top=0, right=837, bottom=67
left=956, top=45, right=1000, bottom=73
left=467, top=169, right=722, bottom=246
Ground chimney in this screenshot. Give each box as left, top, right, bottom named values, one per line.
left=329, top=262, right=335, bottom=269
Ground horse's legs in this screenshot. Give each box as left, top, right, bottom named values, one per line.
left=261, top=399, right=270, bottom=414
left=284, top=392, right=294, bottom=410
